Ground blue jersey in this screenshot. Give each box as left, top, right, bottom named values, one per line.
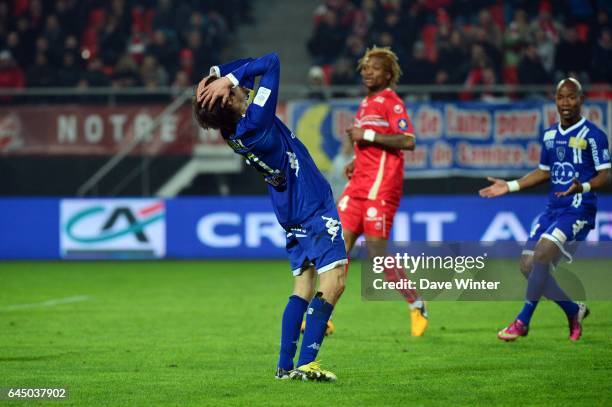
left=212, top=53, right=334, bottom=228
left=539, top=117, right=611, bottom=211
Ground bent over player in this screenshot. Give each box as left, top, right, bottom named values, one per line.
left=480, top=78, right=611, bottom=341
left=339, top=47, right=428, bottom=336
left=194, top=53, right=347, bottom=380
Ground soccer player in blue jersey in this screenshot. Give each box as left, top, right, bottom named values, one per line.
left=479, top=78, right=611, bottom=341
left=193, top=53, right=347, bottom=380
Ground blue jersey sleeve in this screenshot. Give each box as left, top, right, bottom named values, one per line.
left=210, top=58, right=255, bottom=89
left=588, top=128, right=612, bottom=171
left=539, top=131, right=552, bottom=171
left=228, top=53, right=280, bottom=132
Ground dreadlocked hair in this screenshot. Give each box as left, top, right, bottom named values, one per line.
left=357, top=46, right=402, bottom=87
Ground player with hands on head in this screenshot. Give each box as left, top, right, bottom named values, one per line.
left=193, top=53, right=348, bottom=381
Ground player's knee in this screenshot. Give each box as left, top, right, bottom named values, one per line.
left=519, top=256, right=532, bottom=278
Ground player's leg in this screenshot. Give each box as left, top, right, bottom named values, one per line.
left=277, top=236, right=314, bottom=378
left=292, top=264, right=346, bottom=381
left=292, top=207, right=347, bottom=381
left=363, top=199, right=428, bottom=336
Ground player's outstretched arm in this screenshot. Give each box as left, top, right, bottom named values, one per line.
left=479, top=168, right=550, bottom=198
left=555, top=169, right=611, bottom=197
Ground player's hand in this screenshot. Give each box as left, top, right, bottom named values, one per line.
left=346, top=127, right=365, bottom=143
left=196, top=75, right=215, bottom=104
left=200, top=76, right=233, bottom=109
left=479, top=177, right=509, bottom=198
left=555, top=178, right=581, bottom=197
left=344, top=159, right=355, bottom=180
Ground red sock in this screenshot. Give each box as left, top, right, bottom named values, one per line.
left=383, top=266, right=419, bottom=303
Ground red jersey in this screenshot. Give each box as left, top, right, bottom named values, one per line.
left=344, top=88, right=414, bottom=204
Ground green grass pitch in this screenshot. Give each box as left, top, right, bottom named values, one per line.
left=1, top=261, right=611, bottom=406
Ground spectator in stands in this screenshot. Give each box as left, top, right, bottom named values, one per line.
left=401, top=41, right=435, bottom=85
left=503, top=9, right=530, bottom=71
left=14, top=17, right=36, bottom=63
left=344, top=35, right=367, bottom=67
left=112, top=54, right=141, bottom=88
left=534, top=29, right=555, bottom=74
left=437, top=29, right=469, bottom=84
left=330, top=56, right=358, bottom=97
left=530, top=2, right=562, bottom=45
left=140, top=54, right=167, bottom=88
left=100, top=15, right=128, bottom=67
left=591, top=29, right=612, bottom=83
left=43, top=14, right=65, bottom=66
left=475, top=9, right=502, bottom=49
left=79, top=57, right=110, bottom=88
left=0, top=50, right=25, bottom=97
left=307, top=9, right=348, bottom=65
left=306, top=65, right=330, bottom=100
left=431, top=69, right=455, bottom=100
left=518, top=43, right=550, bottom=99
left=6, top=32, right=28, bottom=69
left=555, top=26, right=590, bottom=83
left=57, top=51, right=81, bottom=87
left=146, top=29, right=179, bottom=79
left=26, top=51, right=56, bottom=87
left=184, top=30, right=214, bottom=83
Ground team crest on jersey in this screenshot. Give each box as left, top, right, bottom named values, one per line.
left=556, top=146, right=565, bottom=161
left=393, top=104, right=403, bottom=114
left=398, top=118, right=408, bottom=131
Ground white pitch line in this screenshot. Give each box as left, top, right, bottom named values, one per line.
left=2, top=295, right=91, bottom=311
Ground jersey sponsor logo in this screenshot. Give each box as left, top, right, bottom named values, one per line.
left=551, top=162, right=576, bottom=185
left=589, top=138, right=600, bottom=166
left=253, top=86, right=272, bottom=107
left=393, top=104, right=403, bottom=114
left=398, top=118, right=408, bottom=131
left=374, top=96, right=385, bottom=104
left=569, top=137, right=587, bottom=149
left=543, top=129, right=556, bottom=141
left=366, top=207, right=378, bottom=217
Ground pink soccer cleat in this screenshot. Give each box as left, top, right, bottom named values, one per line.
left=568, top=303, right=590, bottom=341
left=497, top=319, right=529, bottom=341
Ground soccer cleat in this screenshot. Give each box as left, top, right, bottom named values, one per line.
left=275, top=367, right=291, bottom=380
left=568, top=302, right=590, bottom=341
left=289, top=360, right=337, bottom=382
left=300, top=319, right=335, bottom=336
left=410, top=302, right=429, bottom=336
left=497, top=319, right=529, bottom=341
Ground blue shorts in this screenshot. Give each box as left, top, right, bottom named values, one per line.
left=524, top=206, right=595, bottom=260
left=285, top=205, right=348, bottom=276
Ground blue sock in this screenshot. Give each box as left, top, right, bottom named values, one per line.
left=297, top=293, right=334, bottom=367
left=517, top=261, right=551, bottom=325
left=278, top=295, right=309, bottom=370
left=517, top=300, right=539, bottom=325
left=542, top=276, right=579, bottom=317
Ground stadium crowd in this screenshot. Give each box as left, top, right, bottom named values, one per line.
left=307, top=0, right=612, bottom=99
left=0, top=0, right=253, bottom=92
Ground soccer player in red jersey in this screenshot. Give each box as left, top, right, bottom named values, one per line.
left=339, top=47, right=429, bottom=336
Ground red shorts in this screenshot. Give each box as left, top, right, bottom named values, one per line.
left=336, top=194, right=398, bottom=239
